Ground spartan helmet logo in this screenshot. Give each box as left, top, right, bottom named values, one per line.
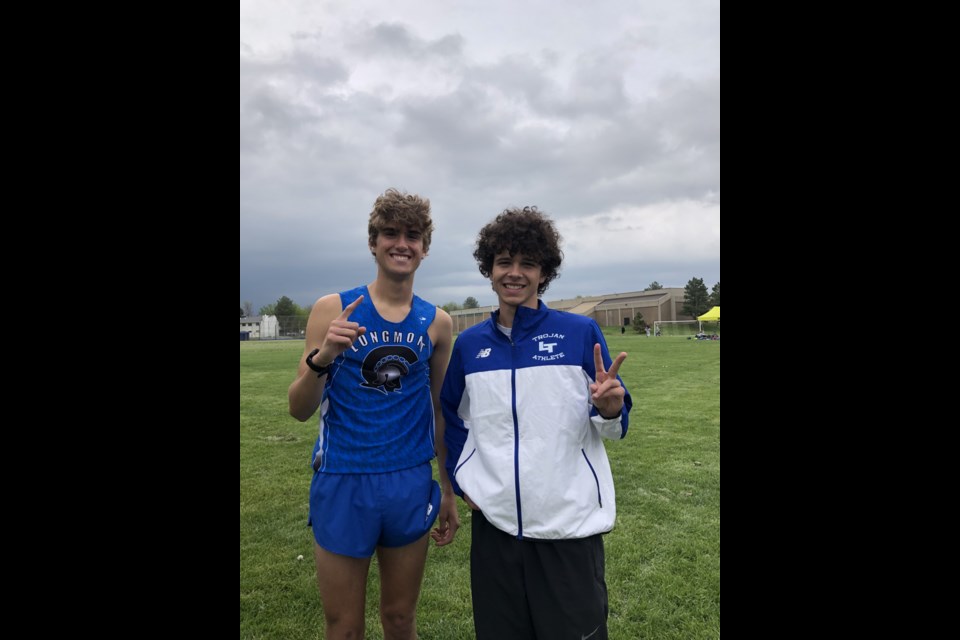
left=360, top=346, right=419, bottom=394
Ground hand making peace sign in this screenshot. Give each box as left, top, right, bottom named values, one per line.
left=590, top=343, right=628, bottom=419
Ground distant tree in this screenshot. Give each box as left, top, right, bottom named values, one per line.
left=709, top=281, right=720, bottom=306
left=259, top=303, right=276, bottom=316
left=441, top=302, right=463, bottom=313
left=243, top=301, right=254, bottom=317
left=274, top=296, right=298, bottom=335
left=644, top=281, right=663, bottom=291
left=463, top=296, right=479, bottom=309
left=240, top=307, right=245, bottom=318
left=285, top=302, right=311, bottom=337
left=632, top=313, right=645, bottom=333
left=682, top=278, right=711, bottom=319
left=275, top=296, right=296, bottom=316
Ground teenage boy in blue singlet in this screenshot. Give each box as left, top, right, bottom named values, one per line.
left=289, top=188, right=460, bottom=640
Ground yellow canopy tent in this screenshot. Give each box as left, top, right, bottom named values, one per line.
left=697, top=306, right=720, bottom=332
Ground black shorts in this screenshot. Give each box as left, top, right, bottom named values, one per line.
left=470, top=511, right=609, bottom=640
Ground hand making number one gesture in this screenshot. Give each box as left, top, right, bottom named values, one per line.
left=590, top=343, right=628, bottom=419
left=311, top=295, right=369, bottom=368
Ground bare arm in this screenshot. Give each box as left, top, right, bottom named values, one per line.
left=287, top=294, right=367, bottom=422
left=428, top=309, right=461, bottom=546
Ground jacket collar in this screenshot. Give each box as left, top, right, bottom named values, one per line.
left=490, top=300, right=550, bottom=341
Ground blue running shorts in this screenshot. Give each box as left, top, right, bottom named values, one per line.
left=308, top=462, right=441, bottom=558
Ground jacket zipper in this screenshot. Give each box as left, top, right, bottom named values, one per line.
left=510, top=332, right=523, bottom=539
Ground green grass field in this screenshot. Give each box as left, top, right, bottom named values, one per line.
left=240, top=331, right=720, bottom=639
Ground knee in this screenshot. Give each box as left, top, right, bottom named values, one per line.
left=380, top=606, right=416, bottom=638
left=324, top=614, right=364, bottom=639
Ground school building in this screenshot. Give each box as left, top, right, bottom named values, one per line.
left=448, top=288, right=691, bottom=333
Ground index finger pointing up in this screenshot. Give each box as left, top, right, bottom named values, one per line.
left=339, top=295, right=364, bottom=320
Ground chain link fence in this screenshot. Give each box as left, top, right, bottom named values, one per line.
left=275, top=316, right=307, bottom=338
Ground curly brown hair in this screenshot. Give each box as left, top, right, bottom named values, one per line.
left=474, top=206, right=563, bottom=296
left=368, top=188, right=434, bottom=253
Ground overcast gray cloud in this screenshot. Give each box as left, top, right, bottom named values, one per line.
left=240, top=0, right=720, bottom=312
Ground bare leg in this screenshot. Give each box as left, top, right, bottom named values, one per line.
left=376, top=533, right=430, bottom=640
left=315, top=542, right=372, bottom=639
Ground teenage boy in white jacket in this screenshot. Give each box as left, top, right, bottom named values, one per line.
left=440, top=206, right=631, bottom=640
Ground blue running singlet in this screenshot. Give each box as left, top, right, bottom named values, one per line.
left=311, top=285, right=437, bottom=473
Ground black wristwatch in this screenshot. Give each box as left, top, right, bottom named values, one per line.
left=306, top=348, right=333, bottom=378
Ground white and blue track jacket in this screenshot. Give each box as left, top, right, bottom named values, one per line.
left=441, top=301, right=632, bottom=540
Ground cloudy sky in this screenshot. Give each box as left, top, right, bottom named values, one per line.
left=240, top=0, right=719, bottom=313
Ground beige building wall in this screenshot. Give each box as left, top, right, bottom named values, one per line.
left=449, top=288, right=692, bottom=333
left=450, top=307, right=496, bottom=334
